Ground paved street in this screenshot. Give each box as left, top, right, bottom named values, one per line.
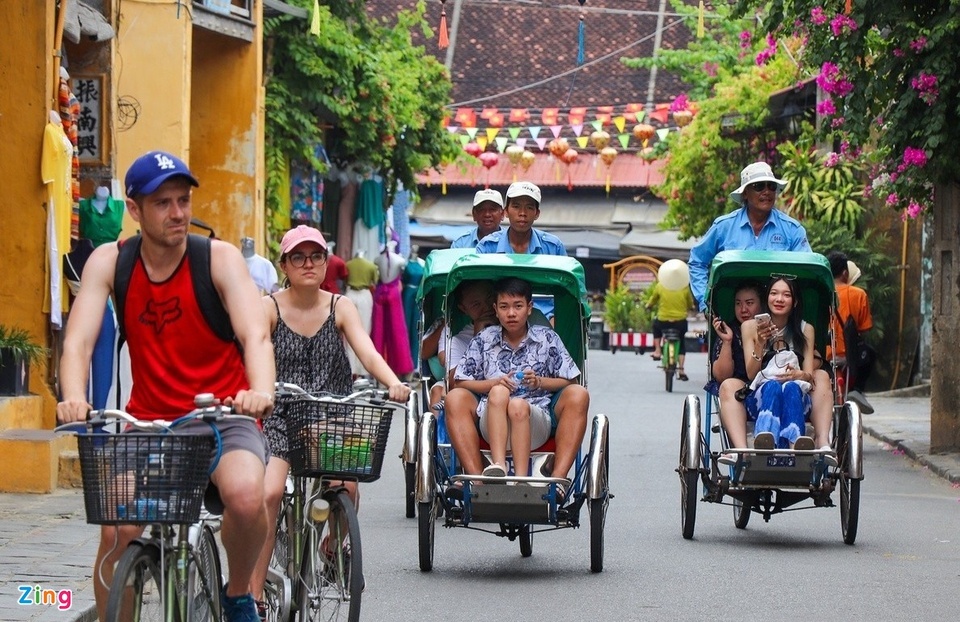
left=2, top=349, right=959, bottom=621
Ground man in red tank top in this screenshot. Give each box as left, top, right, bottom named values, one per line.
left=57, top=150, right=275, bottom=622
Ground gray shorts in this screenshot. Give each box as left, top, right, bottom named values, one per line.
left=175, top=418, right=270, bottom=467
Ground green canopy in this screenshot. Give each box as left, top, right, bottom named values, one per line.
left=445, top=253, right=591, bottom=367
left=708, top=251, right=836, bottom=353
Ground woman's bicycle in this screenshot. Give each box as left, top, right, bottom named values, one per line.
left=261, top=382, right=399, bottom=622
left=58, top=394, right=250, bottom=622
left=661, top=328, right=683, bottom=392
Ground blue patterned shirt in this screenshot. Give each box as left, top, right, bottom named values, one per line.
left=688, top=206, right=810, bottom=311
left=455, top=324, right=581, bottom=411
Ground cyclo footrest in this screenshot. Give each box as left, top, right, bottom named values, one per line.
left=467, top=485, right=557, bottom=525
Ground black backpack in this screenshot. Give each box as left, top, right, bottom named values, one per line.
left=113, top=233, right=235, bottom=345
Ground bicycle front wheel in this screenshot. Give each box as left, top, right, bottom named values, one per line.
left=298, top=489, right=362, bottom=622
left=105, top=542, right=165, bottom=622
left=187, top=525, right=223, bottom=622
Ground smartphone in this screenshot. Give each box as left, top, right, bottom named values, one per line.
left=753, top=312, right=771, bottom=325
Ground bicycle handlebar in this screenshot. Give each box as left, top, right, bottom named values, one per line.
left=275, top=381, right=404, bottom=408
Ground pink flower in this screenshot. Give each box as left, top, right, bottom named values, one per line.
left=670, top=94, right=690, bottom=113
left=824, top=152, right=840, bottom=167
left=816, top=98, right=836, bottom=116
left=830, top=14, right=857, bottom=36
left=910, top=72, right=939, bottom=105
left=885, top=193, right=899, bottom=206
left=830, top=117, right=846, bottom=129
left=810, top=7, right=827, bottom=25
left=893, top=48, right=904, bottom=57
left=816, top=62, right=853, bottom=97
left=910, top=36, right=927, bottom=52
left=703, top=62, right=718, bottom=77
left=906, top=201, right=923, bottom=219
left=739, top=31, right=752, bottom=49
left=902, top=147, right=928, bottom=168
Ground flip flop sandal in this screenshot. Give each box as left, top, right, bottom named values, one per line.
left=678, top=371, right=690, bottom=381
left=650, top=354, right=662, bottom=361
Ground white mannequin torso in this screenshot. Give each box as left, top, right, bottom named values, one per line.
left=374, top=251, right=406, bottom=283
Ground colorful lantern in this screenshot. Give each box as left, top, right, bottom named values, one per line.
left=464, top=142, right=482, bottom=158
left=599, top=146, right=617, bottom=195
left=632, top=123, right=655, bottom=146
left=505, top=144, right=524, bottom=182
left=547, top=137, right=570, bottom=158
left=519, top=150, right=536, bottom=172
left=673, top=110, right=693, bottom=128
left=479, top=151, right=499, bottom=189
left=590, top=130, right=610, bottom=151
left=560, top=148, right=579, bottom=191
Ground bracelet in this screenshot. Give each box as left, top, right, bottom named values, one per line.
left=750, top=351, right=763, bottom=362
left=534, top=376, right=542, bottom=390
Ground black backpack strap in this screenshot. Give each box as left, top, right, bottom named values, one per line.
left=186, top=234, right=235, bottom=343
left=113, top=235, right=142, bottom=408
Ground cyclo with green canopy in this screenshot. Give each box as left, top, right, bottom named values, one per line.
left=677, top=251, right=864, bottom=544
left=400, top=249, right=475, bottom=519
left=413, top=252, right=611, bottom=572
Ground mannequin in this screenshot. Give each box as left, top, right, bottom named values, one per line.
left=79, top=184, right=124, bottom=247
left=343, top=249, right=380, bottom=376
left=402, top=245, right=426, bottom=361
left=319, top=240, right=349, bottom=294
left=241, top=236, right=279, bottom=294
left=371, top=241, right=413, bottom=375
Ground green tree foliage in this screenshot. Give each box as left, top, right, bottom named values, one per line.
left=264, top=0, right=460, bottom=248
left=733, top=0, right=960, bottom=215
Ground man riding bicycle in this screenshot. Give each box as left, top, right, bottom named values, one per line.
left=57, top=150, right=275, bottom=622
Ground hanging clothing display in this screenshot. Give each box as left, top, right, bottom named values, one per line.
left=336, top=179, right=357, bottom=260
left=352, top=177, right=384, bottom=259
left=371, top=269, right=414, bottom=376
left=321, top=176, right=341, bottom=241
left=289, top=160, right=323, bottom=228
left=79, top=191, right=124, bottom=247
left=58, top=76, right=80, bottom=240
left=41, top=120, right=74, bottom=328
left=401, top=257, right=425, bottom=362
left=343, top=253, right=379, bottom=376
left=391, top=185, right=412, bottom=258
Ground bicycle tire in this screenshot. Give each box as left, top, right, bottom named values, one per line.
left=263, top=495, right=295, bottom=622
left=298, top=489, right=362, bottom=622
left=186, top=525, right=223, bottom=622
left=105, top=541, right=165, bottom=622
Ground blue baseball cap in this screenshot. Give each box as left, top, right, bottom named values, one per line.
left=124, top=150, right=199, bottom=197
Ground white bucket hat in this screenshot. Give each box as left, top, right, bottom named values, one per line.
left=847, top=260, right=862, bottom=285
left=730, top=161, right=786, bottom=204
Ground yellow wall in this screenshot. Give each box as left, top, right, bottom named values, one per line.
left=0, top=2, right=56, bottom=408
left=190, top=6, right=263, bottom=247
left=114, top=0, right=193, bottom=236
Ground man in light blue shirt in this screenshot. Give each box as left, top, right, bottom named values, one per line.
left=450, top=189, right=504, bottom=249
left=476, top=181, right=566, bottom=318
left=475, top=181, right=567, bottom=256
left=689, top=162, right=810, bottom=311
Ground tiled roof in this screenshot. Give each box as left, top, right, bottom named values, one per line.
left=366, top=0, right=696, bottom=108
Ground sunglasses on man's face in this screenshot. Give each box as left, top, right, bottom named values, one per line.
left=748, top=181, right=779, bottom=192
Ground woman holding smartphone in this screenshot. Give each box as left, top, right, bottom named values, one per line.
left=718, top=276, right=835, bottom=463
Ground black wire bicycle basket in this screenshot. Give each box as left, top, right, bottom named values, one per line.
left=76, top=431, right=213, bottom=525
left=285, top=398, right=393, bottom=482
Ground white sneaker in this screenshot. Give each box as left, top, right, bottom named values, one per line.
left=846, top=390, right=874, bottom=414
left=482, top=463, right=506, bottom=478
left=819, top=445, right=839, bottom=467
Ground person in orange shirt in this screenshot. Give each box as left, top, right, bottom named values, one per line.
left=827, top=251, right=875, bottom=414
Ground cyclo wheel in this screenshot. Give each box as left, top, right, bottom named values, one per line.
left=837, top=411, right=861, bottom=545
left=679, top=399, right=699, bottom=540
left=263, top=497, right=293, bottom=622
left=186, top=525, right=223, bottom=622
left=732, top=497, right=751, bottom=529
left=664, top=341, right=676, bottom=393
left=588, top=414, right=610, bottom=573
left=298, top=489, right=362, bottom=622
left=519, top=525, right=533, bottom=558
left=105, top=541, right=165, bottom=622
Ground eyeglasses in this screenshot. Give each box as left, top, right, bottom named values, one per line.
left=288, top=251, right=327, bottom=267
left=748, top=181, right=779, bottom=192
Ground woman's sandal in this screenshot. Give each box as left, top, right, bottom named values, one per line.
left=677, top=369, right=689, bottom=381
left=650, top=353, right=662, bottom=361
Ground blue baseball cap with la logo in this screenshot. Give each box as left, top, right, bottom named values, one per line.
left=125, top=150, right=200, bottom=198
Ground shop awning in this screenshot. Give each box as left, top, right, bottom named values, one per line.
left=619, top=229, right=699, bottom=260
left=264, top=0, right=309, bottom=18
left=412, top=191, right=669, bottom=231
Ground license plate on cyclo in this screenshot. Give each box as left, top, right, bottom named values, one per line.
left=766, top=456, right=796, bottom=468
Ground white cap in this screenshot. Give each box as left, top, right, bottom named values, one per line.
left=473, top=189, right=503, bottom=208
left=847, top=260, right=861, bottom=285
left=505, top=181, right=541, bottom=205
left=729, top=161, right=786, bottom=203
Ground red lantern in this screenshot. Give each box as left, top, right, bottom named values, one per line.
left=479, top=151, right=499, bottom=188
left=464, top=142, right=482, bottom=158
left=547, top=137, right=569, bottom=158
left=560, top=148, right=579, bottom=191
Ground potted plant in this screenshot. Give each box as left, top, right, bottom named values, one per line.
left=603, top=286, right=654, bottom=353
left=0, top=325, right=47, bottom=396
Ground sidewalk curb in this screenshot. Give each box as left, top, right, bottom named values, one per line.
left=863, top=424, right=960, bottom=485
left=70, top=604, right=96, bottom=621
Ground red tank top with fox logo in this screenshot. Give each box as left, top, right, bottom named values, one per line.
left=124, top=252, right=248, bottom=419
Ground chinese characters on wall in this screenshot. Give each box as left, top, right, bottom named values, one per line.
left=71, top=76, right=104, bottom=163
